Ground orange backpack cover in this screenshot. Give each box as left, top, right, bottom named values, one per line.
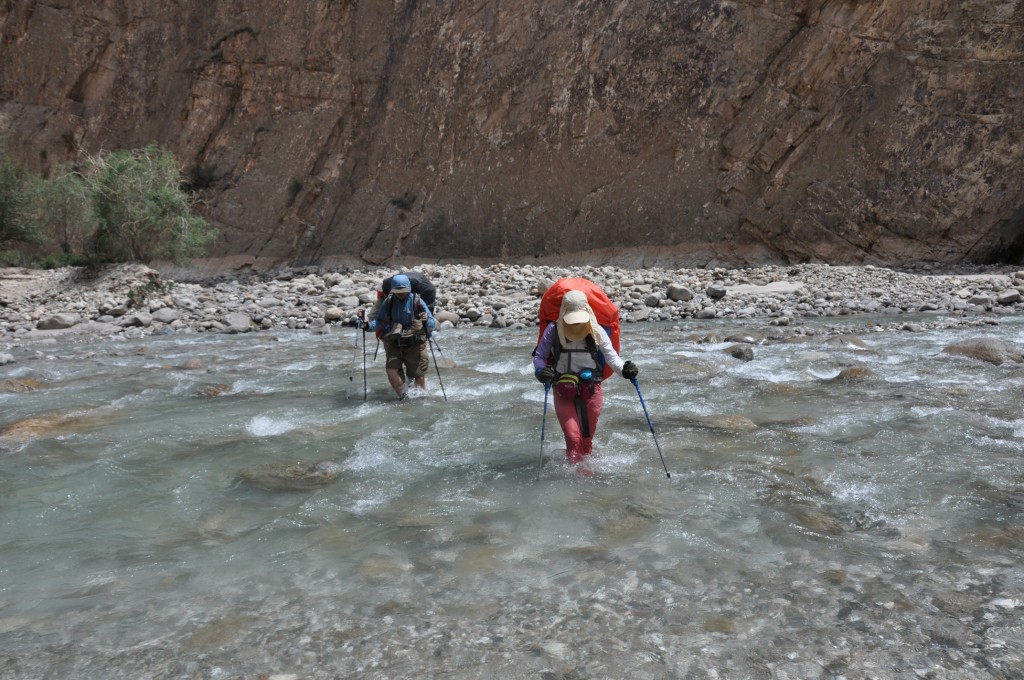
left=536, top=277, right=621, bottom=379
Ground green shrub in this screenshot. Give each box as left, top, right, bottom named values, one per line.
left=0, top=143, right=43, bottom=248
left=39, top=251, right=93, bottom=270
left=0, top=248, right=36, bottom=267
left=0, top=143, right=215, bottom=267
left=29, top=169, right=96, bottom=256
left=85, top=144, right=216, bottom=264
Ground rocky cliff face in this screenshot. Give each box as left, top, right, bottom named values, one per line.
left=1, top=0, right=1022, bottom=268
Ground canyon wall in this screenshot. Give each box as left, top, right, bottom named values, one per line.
left=1, top=0, right=1022, bottom=268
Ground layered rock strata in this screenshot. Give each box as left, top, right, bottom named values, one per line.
left=1, top=1, right=1021, bottom=266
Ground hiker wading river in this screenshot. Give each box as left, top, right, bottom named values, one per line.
left=1, top=266, right=1023, bottom=678
left=533, top=286, right=639, bottom=467
left=363, top=273, right=436, bottom=400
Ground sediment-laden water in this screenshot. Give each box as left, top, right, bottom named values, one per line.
left=1, top=317, right=1023, bottom=679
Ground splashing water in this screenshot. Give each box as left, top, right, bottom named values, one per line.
left=1, top=316, right=1022, bottom=678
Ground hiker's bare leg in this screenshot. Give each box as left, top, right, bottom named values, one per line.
left=386, top=368, right=405, bottom=396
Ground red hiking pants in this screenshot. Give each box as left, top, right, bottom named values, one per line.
left=553, top=382, right=603, bottom=464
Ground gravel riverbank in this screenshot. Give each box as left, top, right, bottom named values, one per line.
left=2, top=262, right=1024, bottom=351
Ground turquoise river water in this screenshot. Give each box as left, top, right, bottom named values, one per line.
left=1, top=316, right=1023, bottom=679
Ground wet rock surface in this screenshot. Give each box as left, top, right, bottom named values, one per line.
left=238, top=460, right=345, bottom=491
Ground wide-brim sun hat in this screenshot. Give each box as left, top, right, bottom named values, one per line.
left=557, top=290, right=601, bottom=346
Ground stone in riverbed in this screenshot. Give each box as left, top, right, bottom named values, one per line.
left=666, top=284, right=693, bottom=301
left=723, top=344, right=754, bottom=361
left=0, top=377, right=40, bottom=391
left=0, top=410, right=108, bottom=444
left=942, top=338, right=1023, bottom=365
left=696, top=414, right=759, bottom=431
left=36, top=313, right=79, bottom=330
left=706, top=285, right=727, bottom=299
left=223, top=312, right=253, bottom=333
left=151, top=308, right=180, bottom=324
left=239, top=460, right=344, bottom=491
left=197, top=384, right=231, bottom=397
left=121, top=312, right=152, bottom=327
left=724, top=331, right=766, bottom=345
left=825, top=334, right=871, bottom=350
left=831, top=366, right=879, bottom=380
left=434, top=310, right=460, bottom=324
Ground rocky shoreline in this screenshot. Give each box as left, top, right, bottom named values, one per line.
left=2, top=262, right=1024, bottom=353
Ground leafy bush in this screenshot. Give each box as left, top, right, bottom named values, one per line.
left=29, top=169, right=96, bottom=256
left=85, top=144, right=216, bottom=264
left=0, top=143, right=43, bottom=248
left=0, top=142, right=215, bottom=267
left=39, top=251, right=94, bottom=270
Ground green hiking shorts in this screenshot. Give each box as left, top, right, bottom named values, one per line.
left=383, top=335, right=429, bottom=378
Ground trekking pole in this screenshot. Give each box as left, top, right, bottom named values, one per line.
left=427, top=334, right=447, bottom=401
left=361, top=322, right=368, bottom=401
left=347, top=317, right=361, bottom=398
left=430, top=336, right=455, bottom=368
left=631, top=378, right=671, bottom=479
left=536, top=382, right=550, bottom=480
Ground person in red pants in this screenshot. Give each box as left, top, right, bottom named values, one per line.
left=533, top=290, right=638, bottom=464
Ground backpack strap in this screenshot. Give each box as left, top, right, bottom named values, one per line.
left=551, top=333, right=604, bottom=374
left=383, top=292, right=422, bottom=326
left=381, top=294, right=395, bottom=326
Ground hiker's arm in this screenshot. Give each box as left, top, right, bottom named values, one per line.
left=533, top=325, right=556, bottom=371
left=417, top=298, right=435, bottom=331
left=596, top=326, right=625, bottom=374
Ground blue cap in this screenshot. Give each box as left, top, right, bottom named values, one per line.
left=391, top=274, right=412, bottom=293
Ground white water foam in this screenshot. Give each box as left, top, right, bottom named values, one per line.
left=246, top=415, right=298, bottom=437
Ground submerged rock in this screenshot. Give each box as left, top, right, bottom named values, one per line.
left=724, top=331, right=766, bottom=345
left=698, top=414, right=759, bottom=431
left=832, top=366, right=879, bottom=380
left=0, top=378, right=41, bottom=392
left=942, top=338, right=1024, bottom=365
left=198, top=384, right=231, bottom=397
left=0, top=410, right=110, bottom=444
left=723, top=344, right=754, bottom=361
left=238, top=460, right=344, bottom=491
left=825, top=334, right=871, bottom=350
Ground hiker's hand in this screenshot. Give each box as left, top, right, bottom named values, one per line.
left=417, top=311, right=428, bottom=322
left=622, top=361, right=638, bottom=380
left=410, top=318, right=423, bottom=332
left=357, top=309, right=365, bottom=322
left=536, top=366, right=557, bottom=384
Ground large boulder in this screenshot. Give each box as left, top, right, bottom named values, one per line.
left=223, top=312, right=253, bottom=333
left=151, top=308, right=181, bottom=324
left=36, top=313, right=78, bottom=330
